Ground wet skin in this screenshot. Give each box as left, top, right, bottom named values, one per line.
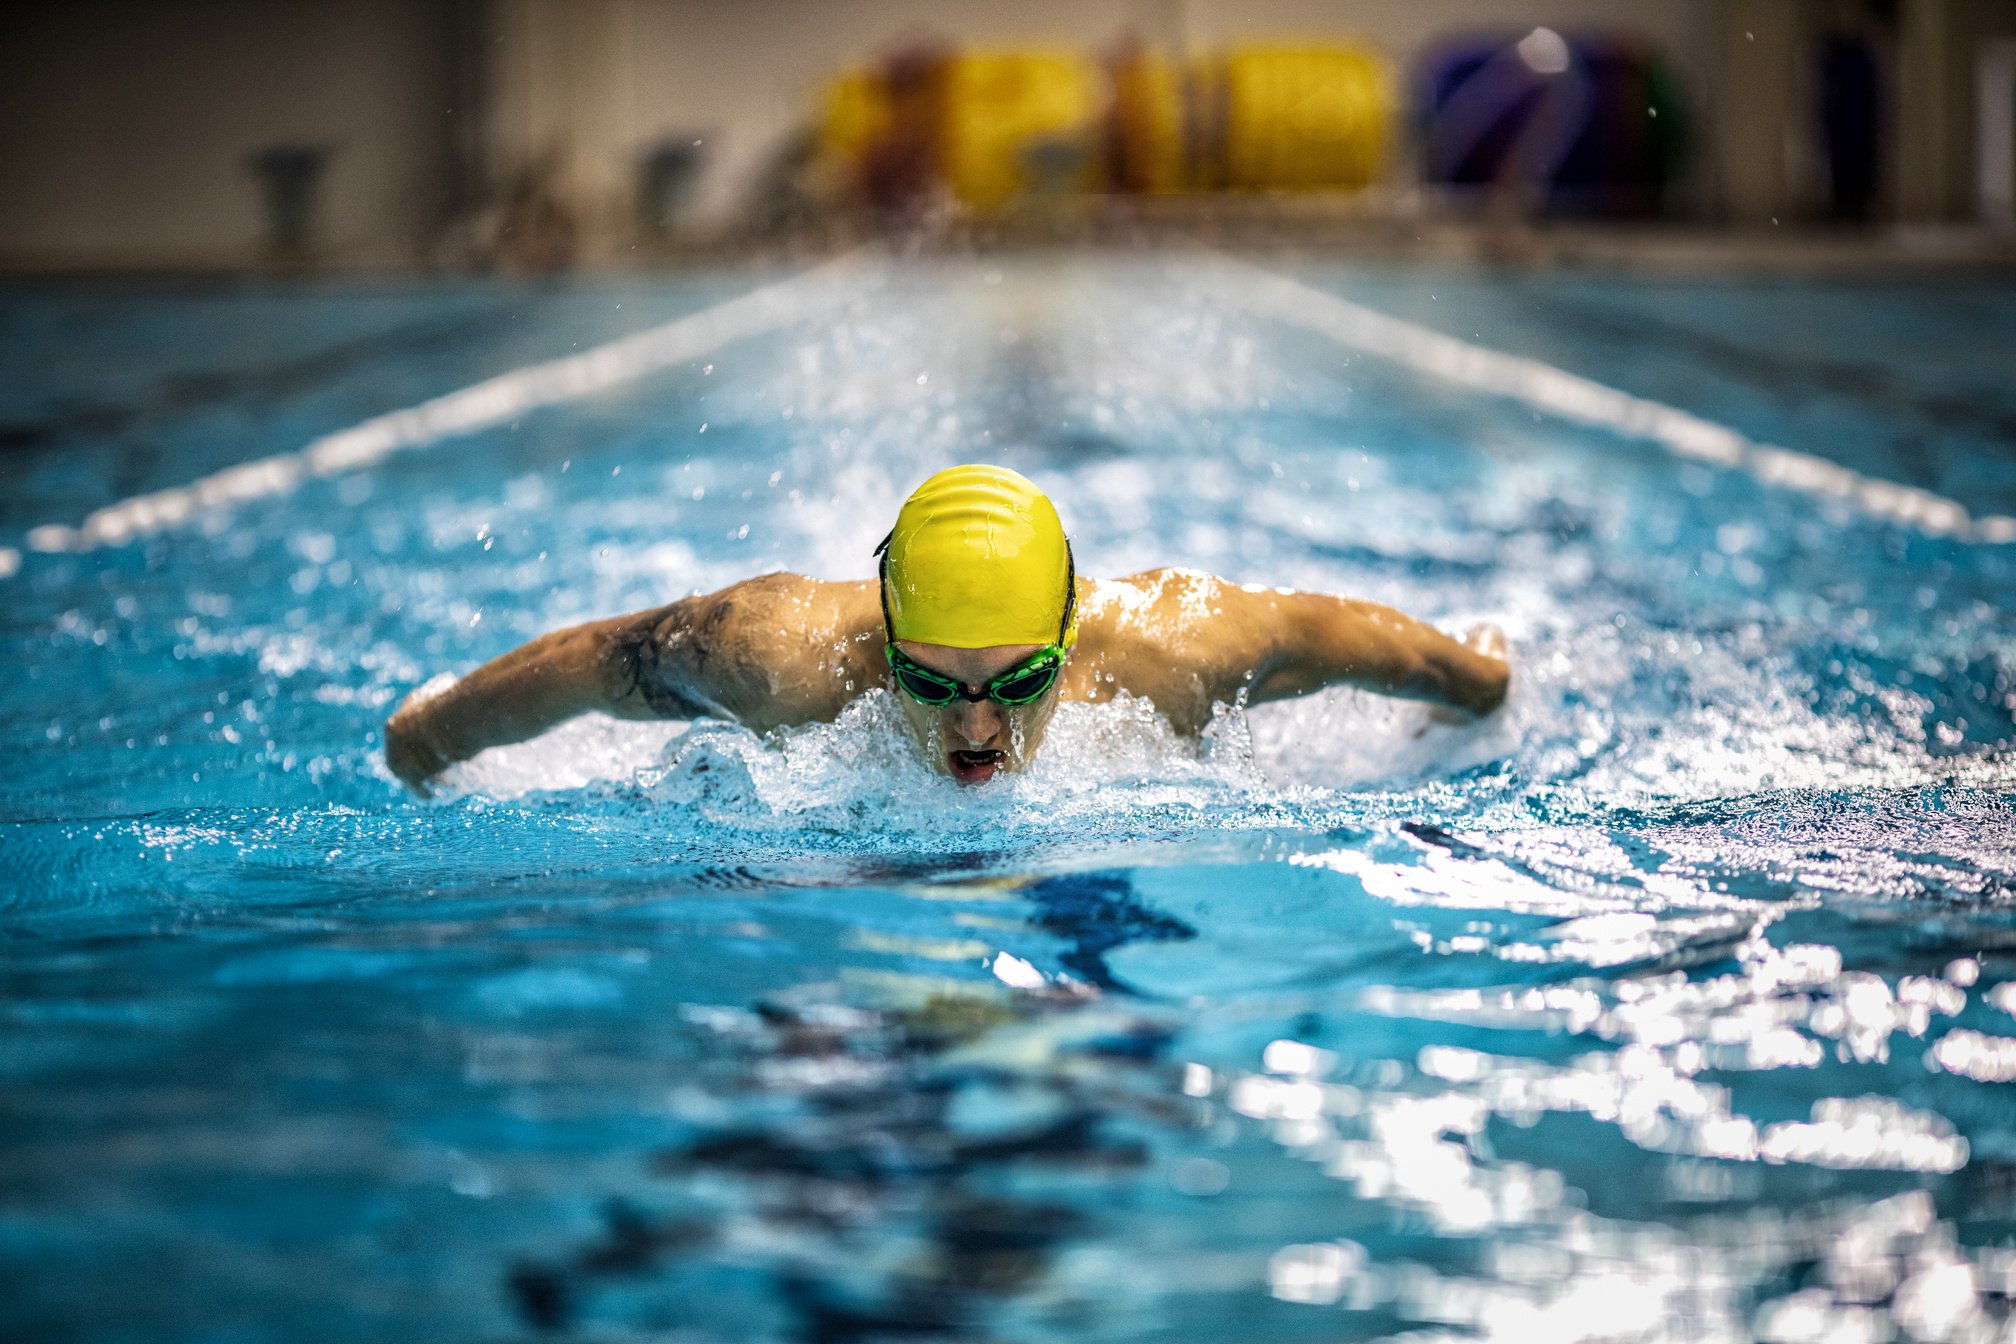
left=384, top=568, right=1511, bottom=795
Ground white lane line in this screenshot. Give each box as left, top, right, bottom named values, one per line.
left=1208, top=255, right=2016, bottom=544
left=14, top=254, right=867, bottom=565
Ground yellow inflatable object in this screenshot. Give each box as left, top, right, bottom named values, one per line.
left=1216, top=45, right=1392, bottom=191
left=940, top=52, right=1098, bottom=213
left=813, top=42, right=1391, bottom=205
left=818, top=70, right=890, bottom=186
left=882, top=465, right=1077, bottom=650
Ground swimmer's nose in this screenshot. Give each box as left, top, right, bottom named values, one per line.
left=949, top=699, right=1002, bottom=747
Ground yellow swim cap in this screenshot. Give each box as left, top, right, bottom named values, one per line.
left=878, top=464, right=1078, bottom=649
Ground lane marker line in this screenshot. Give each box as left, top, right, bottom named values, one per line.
left=12, top=254, right=868, bottom=567
left=1208, top=255, right=2016, bottom=544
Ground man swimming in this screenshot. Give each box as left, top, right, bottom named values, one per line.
left=384, top=464, right=1509, bottom=792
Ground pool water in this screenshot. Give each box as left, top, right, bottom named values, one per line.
left=4, top=256, right=2016, bottom=1342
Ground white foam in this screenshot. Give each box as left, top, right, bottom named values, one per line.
left=441, top=713, right=688, bottom=799
left=1206, top=254, right=2016, bottom=544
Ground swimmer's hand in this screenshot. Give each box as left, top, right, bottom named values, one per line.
left=1463, top=621, right=1508, bottom=672
left=385, top=694, right=451, bottom=797
left=1424, top=624, right=1510, bottom=727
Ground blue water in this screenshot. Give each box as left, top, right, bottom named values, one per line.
left=4, top=256, right=2016, bottom=1342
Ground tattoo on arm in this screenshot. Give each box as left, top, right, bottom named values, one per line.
left=609, top=615, right=704, bottom=719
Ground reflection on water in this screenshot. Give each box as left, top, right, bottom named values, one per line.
left=3, top=260, right=2015, bottom=1341
left=438, top=860, right=2016, bottom=1342
left=509, top=962, right=1171, bottom=1340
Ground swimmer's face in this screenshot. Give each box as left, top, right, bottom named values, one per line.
left=891, top=641, right=1063, bottom=785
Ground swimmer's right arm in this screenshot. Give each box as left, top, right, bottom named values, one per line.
left=383, top=575, right=881, bottom=794
left=383, top=604, right=704, bottom=795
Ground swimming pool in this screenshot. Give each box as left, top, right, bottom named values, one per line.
left=4, top=254, right=2015, bottom=1342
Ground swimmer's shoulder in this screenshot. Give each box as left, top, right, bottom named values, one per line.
left=678, top=572, right=881, bottom=651
left=1078, top=568, right=1229, bottom=641
left=697, top=570, right=871, bottom=613
left=654, top=573, right=881, bottom=727
left=1071, top=570, right=1234, bottom=731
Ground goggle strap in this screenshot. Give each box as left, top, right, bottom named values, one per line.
left=874, top=530, right=897, bottom=643
left=1059, top=541, right=1076, bottom=645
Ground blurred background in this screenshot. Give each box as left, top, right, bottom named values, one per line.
left=4, top=0, right=2015, bottom=273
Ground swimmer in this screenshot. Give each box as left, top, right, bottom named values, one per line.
left=385, top=464, right=1509, bottom=793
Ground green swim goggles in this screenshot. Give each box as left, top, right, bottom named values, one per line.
left=885, top=644, right=1065, bottom=707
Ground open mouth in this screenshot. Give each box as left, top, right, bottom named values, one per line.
left=946, top=749, right=1006, bottom=784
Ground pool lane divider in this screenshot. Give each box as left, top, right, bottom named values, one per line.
left=1206, top=254, right=2016, bottom=546
left=5, top=252, right=871, bottom=577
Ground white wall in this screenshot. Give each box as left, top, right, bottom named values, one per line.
left=0, top=0, right=450, bottom=267
left=1897, top=0, right=2016, bottom=222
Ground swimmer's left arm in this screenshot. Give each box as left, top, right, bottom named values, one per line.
left=1225, top=587, right=1510, bottom=716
